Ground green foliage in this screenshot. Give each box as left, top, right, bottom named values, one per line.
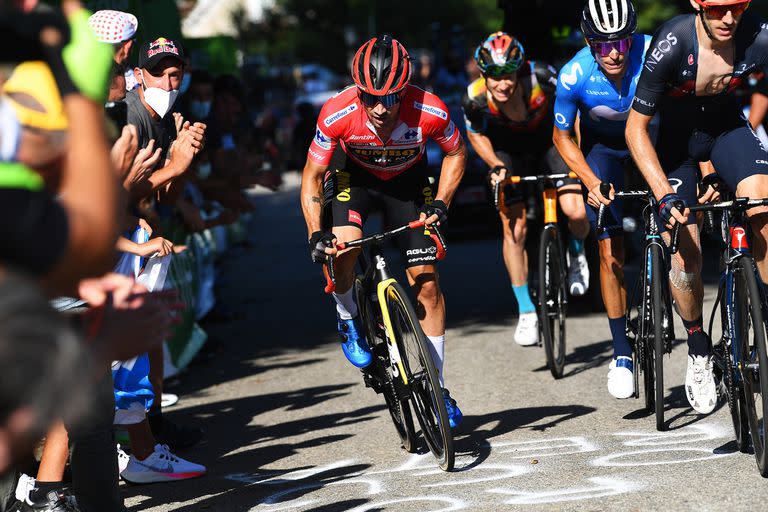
left=635, top=0, right=682, bottom=33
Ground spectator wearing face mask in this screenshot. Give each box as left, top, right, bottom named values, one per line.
left=127, top=37, right=206, bottom=192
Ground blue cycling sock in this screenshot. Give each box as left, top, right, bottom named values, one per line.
left=569, top=238, right=585, bottom=256
left=512, top=284, right=536, bottom=314
left=609, top=316, right=632, bottom=358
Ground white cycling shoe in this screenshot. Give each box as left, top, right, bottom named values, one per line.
left=608, top=356, right=635, bottom=399
left=514, top=312, right=539, bottom=346
left=568, top=250, right=590, bottom=297
left=685, top=354, right=717, bottom=414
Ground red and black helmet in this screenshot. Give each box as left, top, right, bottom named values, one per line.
left=351, top=35, right=412, bottom=95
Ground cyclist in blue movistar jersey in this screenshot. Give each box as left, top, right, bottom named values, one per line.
left=553, top=0, right=650, bottom=399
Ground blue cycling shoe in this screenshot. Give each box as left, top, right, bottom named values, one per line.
left=442, top=388, right=463, bottom=429
left=337, top=315, right=372, bottom=368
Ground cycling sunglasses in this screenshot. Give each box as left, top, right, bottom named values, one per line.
left=590, top=37, right=632, bottom=58
left=358, top=90, right=403, bottom=108
left=694, top=0, right=751, bottom=19
left=483, top=61, right=522, bottom=79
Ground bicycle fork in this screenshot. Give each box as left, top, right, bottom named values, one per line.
left=369, top=250, right=410, bottom=386
left=724, top=225, right=751, bottom=382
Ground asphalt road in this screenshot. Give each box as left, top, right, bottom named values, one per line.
left=125, top=183, right=768, bottom=511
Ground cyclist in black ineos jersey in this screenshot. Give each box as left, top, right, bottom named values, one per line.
left=626, top=0, right=768, bottom=415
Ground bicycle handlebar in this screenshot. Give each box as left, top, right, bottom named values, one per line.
left=595, top=184, right=650, bottom=234
left=668, top=197, right=768, bottom=256
left=493, top=171, right=578, bottom=212
left=322, top=220, right=447, bottom=294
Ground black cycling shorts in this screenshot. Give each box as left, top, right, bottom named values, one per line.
left=657, top=113, right=768, bottom=198
left=326, top=155, right=440, bottom=268
left=496, top=146, right=577, bottom=207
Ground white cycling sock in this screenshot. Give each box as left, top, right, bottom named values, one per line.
left=333, top=288, right=358, bottom=320
left=427, top=335, right=445, bottom=387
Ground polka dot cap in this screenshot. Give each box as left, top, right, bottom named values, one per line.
left=88, top=10, right=138, bottom=44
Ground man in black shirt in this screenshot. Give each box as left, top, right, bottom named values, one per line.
left=126, top=36, right=206, bottom=197
left=626, top=0, right=768, bottom=415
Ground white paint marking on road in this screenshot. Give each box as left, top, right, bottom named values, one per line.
left=492, top=437, right=599, bottom=458
left=347, top=496, right=467, bottom=512
left=613, top=423, right=729, bottom=447
left=488, top=476, right=642, bottom=505
left=228, top=459, right=358, bottom=486
left=417, top=464, right=531, bottom=487
left=592, top=447, right=736, bottom=467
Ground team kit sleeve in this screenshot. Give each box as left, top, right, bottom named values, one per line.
left=461, top=91, right=485, bottom=134
left=307, top=101, right=339, bottom=166
left=534, top=61, right=560, bottom=96
left=424, top=95, right=462, bottom=153
left=554, top=59, right=581, bottom=132
left=632, top=30, right=679, bottom=116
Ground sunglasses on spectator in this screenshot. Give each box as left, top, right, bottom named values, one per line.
left=358, top=90, right=403, bottom=108
left=590, top=37, right=632, bottom=58
left=483, top=61, right=522, bottom=79
left=694, top=0, right=751, bottom=18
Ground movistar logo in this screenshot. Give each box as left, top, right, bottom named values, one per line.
left=560, top=63, right=583, bottom=91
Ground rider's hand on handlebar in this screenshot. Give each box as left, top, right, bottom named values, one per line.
left=698, top=173, right=723, bottom=205
left=588, top=181, right=614, bottom=209
left=309, top=231, right=337, bottom=264
left=488, top=165, right=507, bottom=187
left=419, top=200, right=449, bottom=227
left=658, top=193, right=689, bottom=229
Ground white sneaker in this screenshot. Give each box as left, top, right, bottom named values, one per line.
left=568, top=250, right=590, bottom=296
left=514, top=312, right=539, bottom=346
left=685, top=355, right=717, bottom=414
left=117, top=444, right=131, bottom=474
left=607, top=357, right=635, bottom=399
left=161, top=393, right=179, bottom=408
left=120, top=444, right=206, bottom=484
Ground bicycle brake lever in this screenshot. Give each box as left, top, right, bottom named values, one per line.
left=323, top=256, right=336, bottom=294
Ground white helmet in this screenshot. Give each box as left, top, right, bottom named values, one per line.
left=581, top=0, right=638, bottom=41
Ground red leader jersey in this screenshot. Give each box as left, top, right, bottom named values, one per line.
left=308, top=84, right=462, bottom=181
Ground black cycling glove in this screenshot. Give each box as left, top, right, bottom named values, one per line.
left=309, top=231, right=335, bottom=264
left=658, top=193, right=686, bottom=226
left=698, top=174, right=724, bottom=198
left=419, top=199, right=449, bottom=225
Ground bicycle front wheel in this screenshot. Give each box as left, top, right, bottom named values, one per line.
left=386, top=282, right=454, bottom=471
left=356, top=277, right=416, bottom=453
left=736, top=256, right=768, bottom=476
left=539, top=225, right=567, bottom=379
left=649, top=244, right=666, bottom=431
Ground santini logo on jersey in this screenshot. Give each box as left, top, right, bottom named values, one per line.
left=413, top=101, right=447, bottom=119
left=644, top=33, right=678, bottom=72
left=560, top=62, right=583, bottom=91
left=324, top=104, right=358, bottom=127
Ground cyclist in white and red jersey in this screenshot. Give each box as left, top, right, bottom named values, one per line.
left=300, top=35, right=467, bottom=428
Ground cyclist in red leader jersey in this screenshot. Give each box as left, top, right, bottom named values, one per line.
left=300, top=35, right=467, bottom=428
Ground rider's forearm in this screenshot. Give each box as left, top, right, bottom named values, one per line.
left=552, top=127, right=600, bottom=190
left=466, top=131, right=505, bottom=169
left=435, top=139, right=467, bottom=208
left=626, top=111, right=674, bottom=201
left=300, top=160, right=326, bottom=237
left=750, top=93, right=768, bottom=131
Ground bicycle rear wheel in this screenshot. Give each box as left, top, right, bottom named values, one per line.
left=649, top=244, right=666, bottom=431
left=539, top=225, right=567, bottom=379
left=736, top=257, right=768, bottom=476
left=355, top=278, right=416, bottom=453
left=386, top=282, right=454, bottom=471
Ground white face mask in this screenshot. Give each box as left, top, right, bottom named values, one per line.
left=140, top=70, right=179, bottom=118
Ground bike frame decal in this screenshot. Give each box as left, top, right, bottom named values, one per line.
left=377, top=278, right=409, bottom=385
left=730, top=226, right=749, bottom=251
left=543, top=187, right=558, bottom=224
